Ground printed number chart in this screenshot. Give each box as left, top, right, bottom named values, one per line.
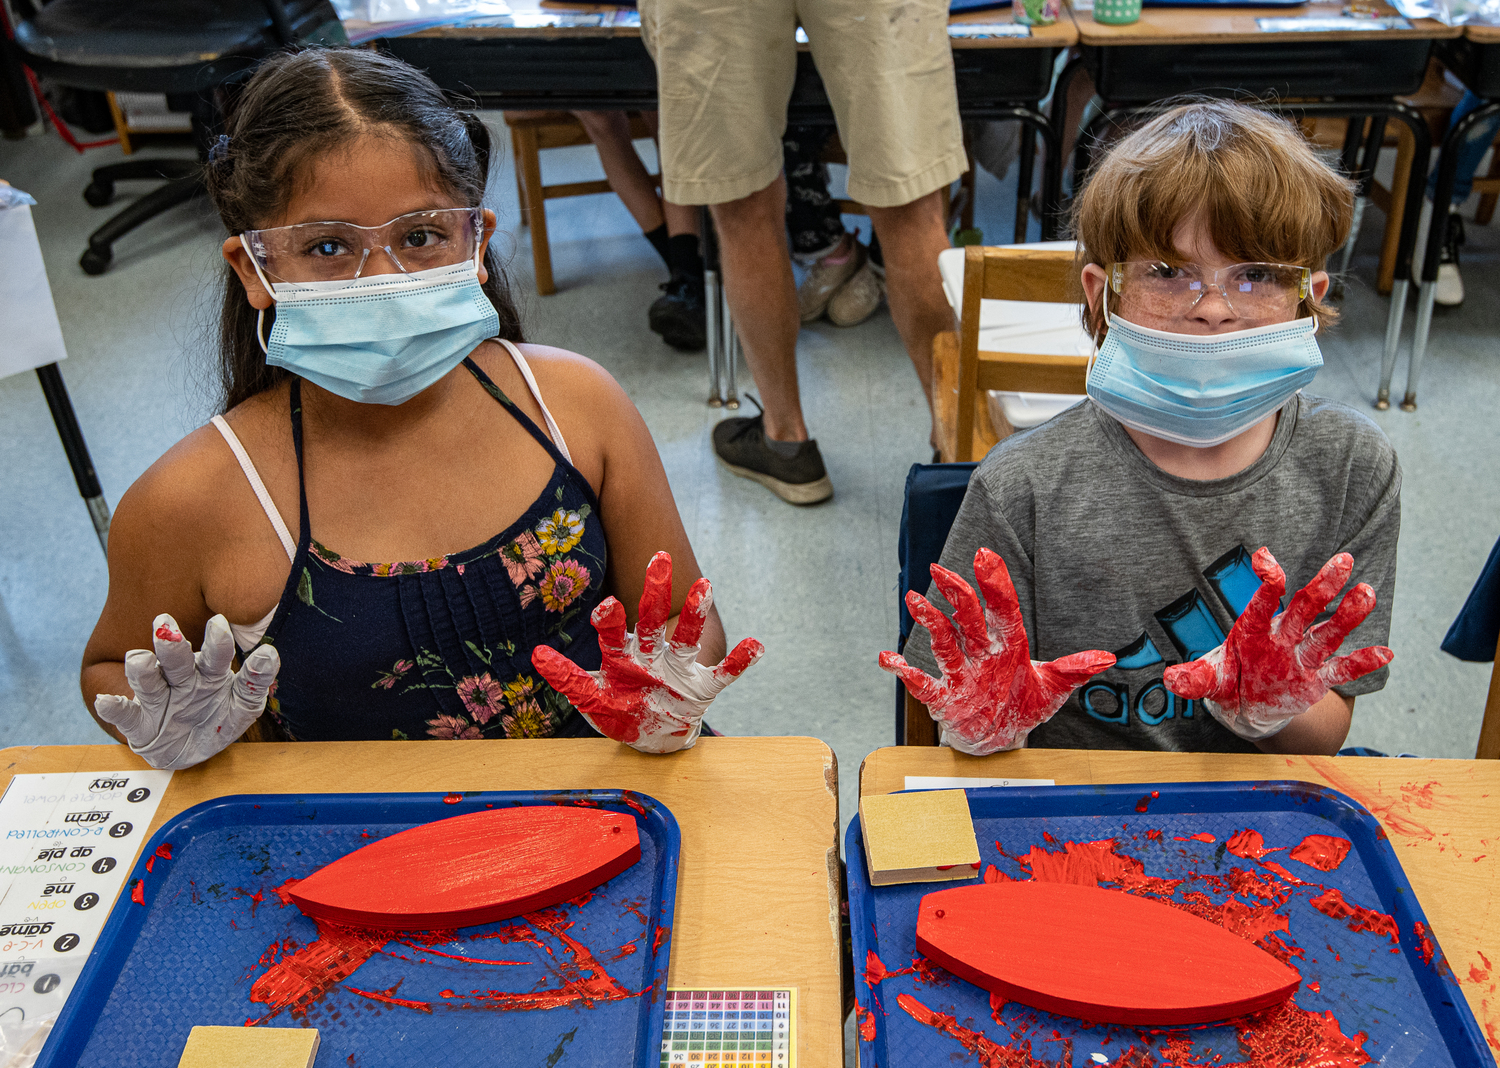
left=0, top=771, right=171, bottom=1061
left=660, top=989, right=795, bottom=1067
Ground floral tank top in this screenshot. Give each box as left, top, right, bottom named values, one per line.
left=246, top=355, right=607, bottom=742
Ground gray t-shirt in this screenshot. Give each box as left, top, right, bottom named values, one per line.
left=903, top=394, right=1401, bottom=753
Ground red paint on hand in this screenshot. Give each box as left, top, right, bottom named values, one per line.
left=530, top=553, right=762, bottom=754
left=1289, top=834, right=1351, bottom=872
left=155, top=624, right=183, bottom=643
left=1163, top=548, right=1394, bottom=738
left=879, top=549, right=1116, bottom=755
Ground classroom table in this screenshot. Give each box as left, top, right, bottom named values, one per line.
left=1381, top=26, right=1500, bottom=412
left=0, top=736, right=845, bottom=1067
left=860, top=745, right=1500, bottom=1062
left=1063, top=0, right=1458, bottom=410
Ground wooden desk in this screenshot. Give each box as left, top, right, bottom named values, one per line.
left=1, top=737, right=844, bottom=1068
left=1073, top=0, right=1456, bottom=46
left=860, top=746, right=1500, bottom=1062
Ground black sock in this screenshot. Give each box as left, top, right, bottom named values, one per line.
left=644, top=224, right=671, bottom=267
left=667, top=233, right=704, bottom=279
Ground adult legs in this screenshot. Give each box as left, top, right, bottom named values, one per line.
left=710, top=174, right=805, bottom=442
left=868, top=190, right=951, bottom=446
left=572, top=110, right=665, bottom=234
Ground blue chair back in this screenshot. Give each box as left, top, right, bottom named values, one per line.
left=894, top=462, right=977, bottom=743
left=1443, top=534, right=1500, bottom=663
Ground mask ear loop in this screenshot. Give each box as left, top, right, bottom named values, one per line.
left=240, top=234, right=280, bottom=357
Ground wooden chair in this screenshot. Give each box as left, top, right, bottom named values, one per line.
left=503, top=110, right=658, bottom=296
left=932, top=245, right=1089, bottom=463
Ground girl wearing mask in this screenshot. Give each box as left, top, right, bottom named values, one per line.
left=883, top=100, right=1399, bottom=757
left=81, top=48, right=759, bottom=768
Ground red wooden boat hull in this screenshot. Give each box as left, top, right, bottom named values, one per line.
left=289, top=807, right=641, bottom=930
left=915, top=882, right=1300, bottom=1025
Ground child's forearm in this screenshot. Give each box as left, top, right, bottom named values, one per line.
left=1253, top=692, right=1353, bottom=756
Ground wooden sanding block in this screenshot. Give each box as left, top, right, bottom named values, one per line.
left=859, top=789, right=980, bottom=886
left=177, top=1025, right=319, bottom=1068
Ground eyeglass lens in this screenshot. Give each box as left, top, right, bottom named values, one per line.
left=249, top=208, right=480, bottom=283
left=1114, top=262, right=1307, bottom=319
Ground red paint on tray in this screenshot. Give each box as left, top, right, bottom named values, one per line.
left=1134, top=790, right=1159, bottom=813
left=146, top=843, right=173, bottom=873
left=442, top=793, right=462, bottom=805
left=897, top=993, right=1058, bottom=1067
left=345, top=980, right=434, bottom=1013
left=1146, top=829, right=1162, bottom=841
left=1414, top=921, right=1437, bottom=968
left=250, top=922, right=390, bottom=1019
left=130, top=879, right=144, bottom=905
left=1225, top=829, right=1280, bottom=861
left=619, top=792, right=651, bottom=819
left=855, top=1004, right=877, bottom=1042
left=1308, top=888, right=1399, bottom=944
left=988, top=990, right=1006, bottom=1023
left=1307, top=980, right=1320, bottom=992
left=652, top=925, right=668, bottom=954
left=1173, top=833, right=1216, bottom=843
left=610, top=942, right=639, bottom=961
left=1289, top=835, right=1351, bottom=872
left=1259, top=861, right=1308, bottom=886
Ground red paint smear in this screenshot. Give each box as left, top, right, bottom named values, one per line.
left=652, top=925, right=668, bottom=954
left=1225, top=828, right=1281, bottom=861
left=901, top=990, right=1369, bottom=1067
left=1019, top=838, right=1183, bottom=896
left=250, top=922, right=390, bottom=1019
left=1307, top=980, right=1321, bottom=992
left=1146, top=829, right=1162, bottom=841
left=437, top=909, right=637, bottom=1012
left=272, top=877, right=302, bottom=907
left=155, top=623, right=182, bottom=642
left=1307, top=763, right=1442, bottom=842
left=1414, top=921, right=1437, bottom=968
left=855, top=1004, right=877, bottom=1042
left=442, top=793, right=462, bottom=805
left=1042, top=832, right=1057, bottom=844
left=983, top=864, right=1011, bottom=883
left=1289, top=835, right=1351, bottom=872
left=989, top=990, right=1006, bottom=1024
left=1173, top=833, right=1216, bottom=843
left=610, top=942, right=638, bottom=961
left=619, top=792, right=650, bottom=819
left=130, top=879, right=144, bottom=905
left=1260, top=861, right=1308, bottom=886
left=1134, top=790, right=1159, bottom=813
left=345, top=980, right=434, bottom=1013
left=146, top=843, right=172, bottom=873
left=1309, top=888, right=1399, bottom=944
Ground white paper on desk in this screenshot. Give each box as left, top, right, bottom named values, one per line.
left=0, top=771, right=171, bottom=1063
left=1256, top=15, right=1411, bottom=29
left=0, top=205, right=68, bottom=382
left=905, top=776, right=1056, bottom=789
left=948, top=22, right=1031, bottom=37
left=355, top=0, right=509, bottom=23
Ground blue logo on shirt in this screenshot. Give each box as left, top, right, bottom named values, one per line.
left=1080, top=546, right=1263, bottom=726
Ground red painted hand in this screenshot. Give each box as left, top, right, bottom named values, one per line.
left=879, top=548, right=1116, bottom=755
left=531, top=551, right=763, bottom=754
left=1163, top=547, right=1394, bottom=740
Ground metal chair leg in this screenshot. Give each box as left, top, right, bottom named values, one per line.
left=723, top=301, right=740, bottom=410
left=705, top=266, right=723, bottom=407
left=1378, top=278, right=1408, bottom=410
left=1401, top=281, right=1438, bottom=411
left=35, top=363, right=110, bottom=554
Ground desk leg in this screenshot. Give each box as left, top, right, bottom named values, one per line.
left=723, top=302, right=741, bottom=410
left=35, top=363, right=110, bottom=555
left=701, top=206, right=725, bottom=407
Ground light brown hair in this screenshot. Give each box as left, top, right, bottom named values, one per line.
left=1071, top=99, right=1355, bottom=342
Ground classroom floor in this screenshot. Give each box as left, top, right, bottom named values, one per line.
left=2, top=119, right=1497, bottom=851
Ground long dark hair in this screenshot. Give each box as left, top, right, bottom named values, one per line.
left=205, top=48, right=524, bottom=411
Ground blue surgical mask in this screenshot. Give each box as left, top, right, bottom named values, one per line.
left=244, top=242, right=500, bottom=406
left=1086, top=306, right=1322, bottom=447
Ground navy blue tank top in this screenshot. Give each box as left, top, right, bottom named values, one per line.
left=249, top=356, right=607, bottom=742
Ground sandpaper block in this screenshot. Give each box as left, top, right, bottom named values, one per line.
left=177, top=1025, right=319, bottom=1068
left=859, top=789, right=980, bottom=887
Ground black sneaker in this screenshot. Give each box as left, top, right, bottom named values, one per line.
left=648, top=270, right=707, bottom=351
left=712, top=412, right=833, bottom=505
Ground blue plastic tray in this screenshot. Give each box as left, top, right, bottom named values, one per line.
left=848, top=781, right=1489, bottom=1067
left=39, top=789, right=679, bottom=1068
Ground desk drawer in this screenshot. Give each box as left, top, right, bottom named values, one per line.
left=1086, top=39, right=1433, bottom=101
left=381, top=36, right=659, bottom=109
left=788, top=47, right=1058, bottom=123
left=1436, top=37, right=1500, bottom=98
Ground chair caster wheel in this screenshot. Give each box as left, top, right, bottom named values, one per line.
left=83, top=181, right=114, bottom=207
left=80, top=247, right=112, bottom=275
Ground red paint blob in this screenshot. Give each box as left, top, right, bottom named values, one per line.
left=652, top=924, right=669, bottom=954
left=1309, top=888, right=1399, bottom=944
left=1289, top=835, right=1351, bottom=872
left=130, top=879, right=144, bottom=905
left=855, top=1004, right=877, bottom=1042
left=1225, top=828, right=1281, bottom=861
left=1414, top=921, right=1437, bottom=968
left=442, top=793, right=462, bottom=805
left=155, top=624, right=182, bottom=642
left=1134, top=790, right=1159, bottom=813
left=1173, top=833, right=1216, bottom=843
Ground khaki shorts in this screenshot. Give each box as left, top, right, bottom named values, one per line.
left=639, top=0, right=967, bottom=208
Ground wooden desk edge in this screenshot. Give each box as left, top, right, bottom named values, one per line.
left=1066, top=0, right=1463, bottom=44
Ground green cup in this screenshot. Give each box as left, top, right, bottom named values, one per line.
left=1094, top=0, right=1142, bottom=24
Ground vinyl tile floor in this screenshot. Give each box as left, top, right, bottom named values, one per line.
left=1, top=121, right=1497, bottom=855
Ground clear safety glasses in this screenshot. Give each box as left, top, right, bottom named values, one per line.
left=242, top=207, right=484, bottom=285
left=1108, top=261, right=1312, bottom=321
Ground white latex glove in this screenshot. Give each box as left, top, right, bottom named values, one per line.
left=531, top=552, right=763, bottom=754
left=94, top=613, right=280, bottom=770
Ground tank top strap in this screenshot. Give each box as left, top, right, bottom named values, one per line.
left=462, top=340, right=573, bottom=466
left=210, top=415, right=296, bottom=562
left=288, top=378, right=314, bottom=553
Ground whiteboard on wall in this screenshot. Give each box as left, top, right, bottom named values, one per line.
left=0, top=203, right=69, bottom=380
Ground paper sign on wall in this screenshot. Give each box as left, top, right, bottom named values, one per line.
left=0, top=199, right=69, bottom=382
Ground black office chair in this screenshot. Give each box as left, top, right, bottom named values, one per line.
left=10, top=0, right=346, bottom=274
